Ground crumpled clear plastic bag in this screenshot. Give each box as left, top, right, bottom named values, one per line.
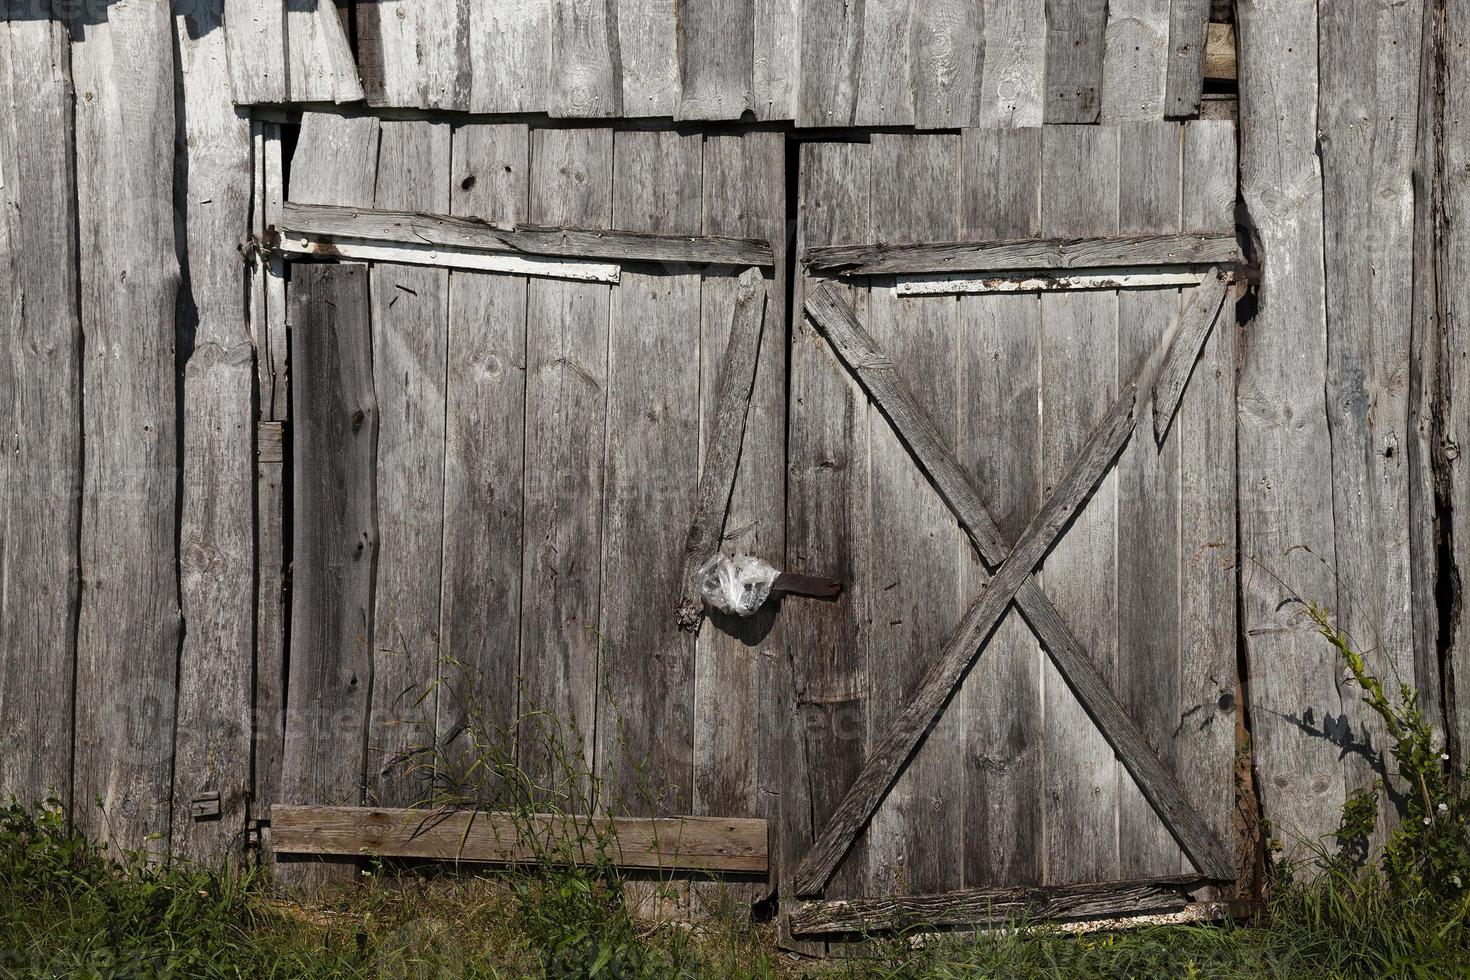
left=698, top=553, right=778, bottom=617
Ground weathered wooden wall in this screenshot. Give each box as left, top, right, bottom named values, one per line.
left=0, top=0, right=1462, bottom=921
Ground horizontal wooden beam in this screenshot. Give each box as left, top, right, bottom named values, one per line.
left=895, top=266, right=1208, bottom=296
left=275, top=232, right=622, bottom=283
left=280, top=200, right=776, bottom=268
left=804, top=232, right=1237, bottom=277
left=270, top=805, right=767, bottom=873
left=789, top=875, right=1210, bottom=935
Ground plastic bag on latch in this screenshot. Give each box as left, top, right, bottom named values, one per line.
left=698, top=553, right=778, bottom=617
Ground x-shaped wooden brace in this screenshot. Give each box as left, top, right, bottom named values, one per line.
left=794, top=275, right=1234, bottom=897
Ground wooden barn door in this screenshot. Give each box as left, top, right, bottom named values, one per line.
left=782, top=123, right=1241, bottom=936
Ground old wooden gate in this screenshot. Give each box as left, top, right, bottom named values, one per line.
left=781, top=123, right=1241, bottom=935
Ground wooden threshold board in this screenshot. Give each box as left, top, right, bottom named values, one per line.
left=270, top=805, right=767, bottom=873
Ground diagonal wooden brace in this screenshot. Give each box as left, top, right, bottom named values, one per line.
left=795, top=282, right=1235, bottom=896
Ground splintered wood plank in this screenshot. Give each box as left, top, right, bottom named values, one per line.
left=620, top=0, right=677, bottom=116
left=805, top=233, right=1235, bottom=276
left=286, top=0, right=363, bottom=103
left=854, top=0, right=915, bottom=126
left=0, top=11, right=80, bottom=810
left=1164, top=0, right=1209, bottom=116
left=280, top=263, right=377, bottom=895
left=598, top=129, right=703, bottom=817
left=795, top=289, right=1140, bottom=896
left=911, top=0, right=984, bottom=128
left=790, top=874, right=1208, bottom=934
left=437, top=122, right=531, bottom=800
left=272, top=805, right=767, bottom=872
left=956, top=126, right=1043, bottom=890
left=693, top=132, right=787, bottom=910
left=549, top=0, right=621, bottom=116
left=1115, top=121, right=1183, bottom=878
left=1043, top=0, right=1107, bottom=122
left=223, top=0, right=287, bottom=104
left=276, top=232, right=621, bottom=281
left=796, top=0, right=863, bottom=126
left=357, top=0, right=470, bottom=109
left=1038, top=124, right=1120, bottom=885
left=784, top=141, right=872, bottom=941
left=278, top=201, right=775, bottom=267
left=1101, top=0, right=1170, bottom=121
left=289, top=112, right=381, bottom=206
left=753, top=0, right=800, bottom=119
left=1177, top=119, right=1238, bottom=880
left=1320, top=0, right=1421, bottom=851
left=366, top=120, right=452, bottom=809
left=70, top=0, right=181, bottom=858
left=470, top=0, right=550, bottom=112
left=171, top=0, right=257, bottom=866
left=677, top=0, right=753, bottom=119
left=864, top=133, right=965, bottom=897
left=976, top=0, right=1046, bottom=126
left=1237, top=0, right=1345, bottom=859
left=519, top=127, right=613, bottom=796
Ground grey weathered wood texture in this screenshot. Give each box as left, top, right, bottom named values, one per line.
left=1445, top=0, right=1470, bottom=761
left=519, top=126, right=612, bottom=795
left=1043, top=0, right=1107, bottom=121
left=678, top=0, right=755, bottom=119
left=1101, top=0, right=1169, bottom=121
left=1236, top=0, right=1347, bottom=859
left=285, top=0, right=363, bottom=103
left=549, top=0, right=622, bottom=116
left=790, top=874, right=1209, bottom=934
left=797, top=282, right=1145, bottom=898
left=279, top=263, right=377, bottom=894
left=223, top=0, right=287, bottom=103
left=365, top=120, right=452, bottom=809
left=272, top=805, right=768, bottom=872
left=357, top=0, right=470, bottom=109
left=676, top=269, right=768, bottom=629
left=278, top=201, right=776, bottom=268
left=0, top=9, right=80, bottom=810
left=70, top=0, right=182, bottom=858
left=171, top=0, right=257, bottom=866
left=806, top=233, right=1236, bottom=277
left=597, top=130, right=703, bottom=818
left=1165, top=0, right=1210, bottom=116
left=910, top=0, right=984, bottom=128
left=437, top=122, right=531, bottom=795
left=470, top=0, right=549, bottom=112
left=1151, top=268, right=1230, bottom=444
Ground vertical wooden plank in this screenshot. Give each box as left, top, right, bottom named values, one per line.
left=365, top=120, right=452, bottom=809
left=438, top=122, right=531, bottom=795
left=956, top=126, right=1043, bottom=889
left=786, top=139, right=871, bottom=934
left=692, top=132, right=786, bottom=911
left=288, top=112, right=380, bottom=207
left=1164, top=0, right=1209, bottom=116
left=910, top=0, right=983, bottom=128
left=854, top=0, right=915, bottom=126
left=753, top=0, right=799, bottom=119
left=1320, top=0, right=1422, bottom=848
left=796, top=0, right=863, bottom=126
left=1101, top=0, right=1169, bottom=120
left=1178, top=118, right=1239, bottom=877
left=357, top=0, right=471, bottom=110
left=0, top=8, right=79, bottom=811
left=172, top=0, right=257, bottom=866
left=620, top=0, right=677, bottom=116
left=470, top=0, right=550, bottom=113
left=70, top=0, right=181, bottom=858
left=279, top=264, right=377, bottom=894
left=1038, top=124, right=1119, bottom=884
left=677, top=0, right=754, bottom=120
left=1043, top=0, right=1107, bottom=122
left=598, top=129, right=703, bottom=816
left=1115, top=121, right=1183, bottom=878
left=549, top=0, right=622, bottom=117
left=224, top=0, right=287, bottom=104
left=286, top=0, right=364, bottom=103
left=975, top=0, right=1046, bottom=126
left=864, top=133, right=964, bottom=897
left=519, top=127, right=612, bottom=793
left=1237, top=0, right=1344, bottom=858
